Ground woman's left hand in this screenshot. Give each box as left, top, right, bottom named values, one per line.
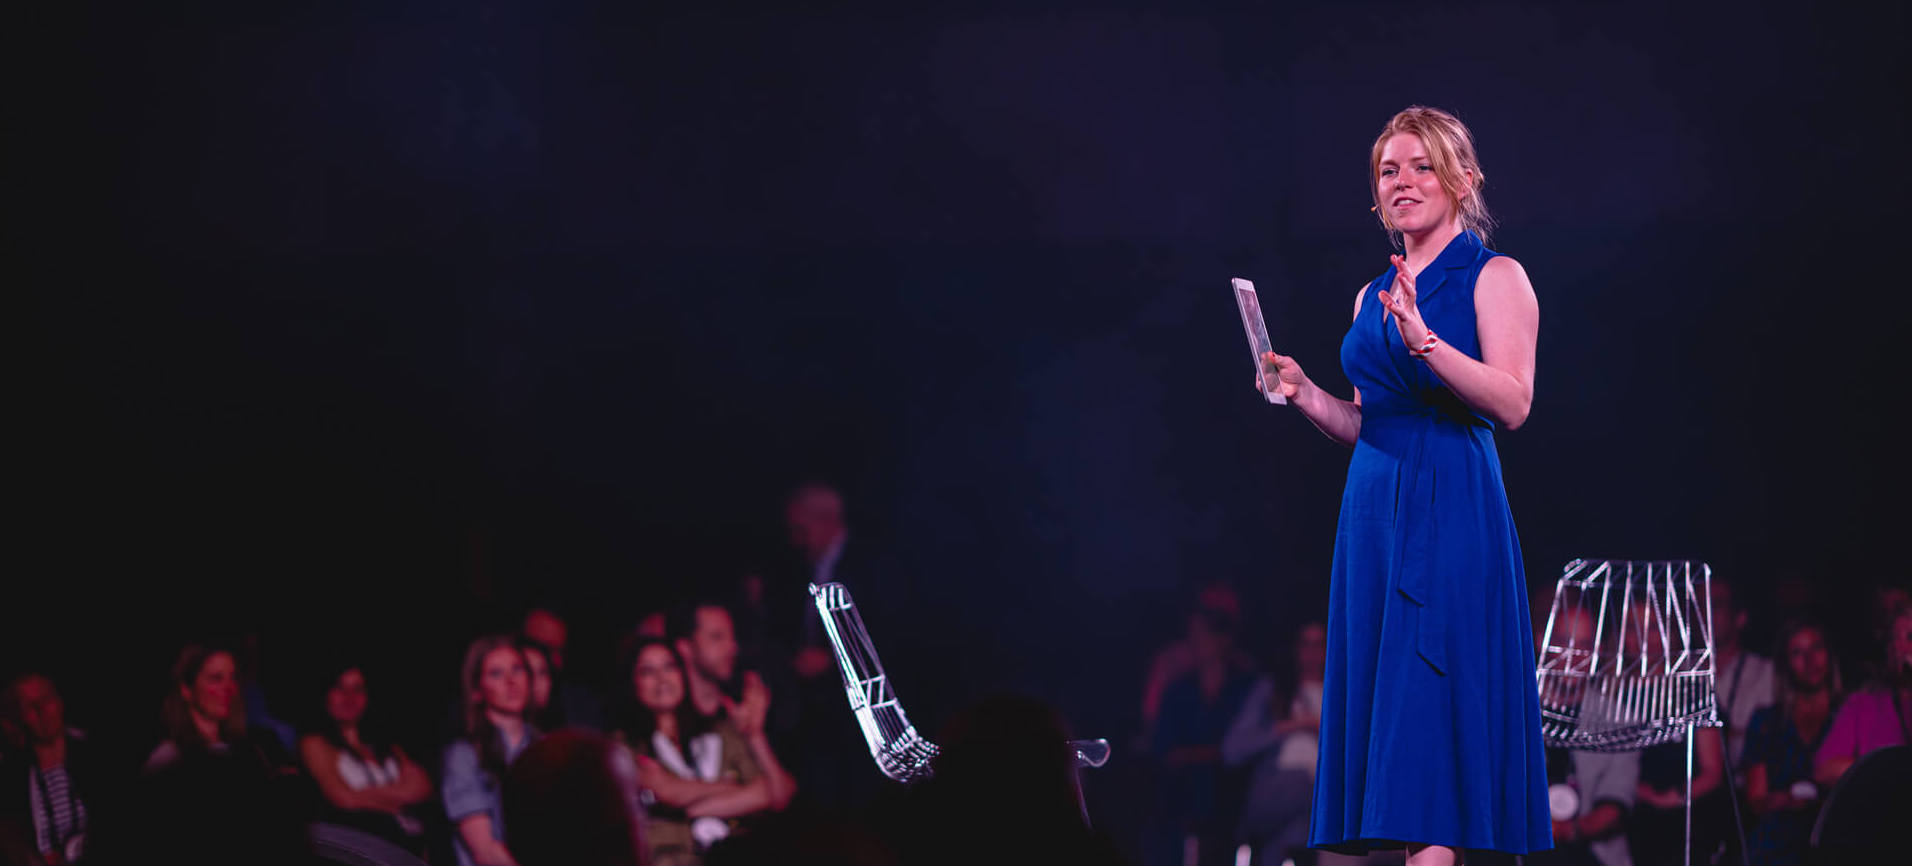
left=1377, top=254, right=1431, bottom=349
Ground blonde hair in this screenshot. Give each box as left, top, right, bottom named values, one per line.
left=1370, top=106, right=1494, bottom=248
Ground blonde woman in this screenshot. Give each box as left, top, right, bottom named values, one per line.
left=442, top=635, right=540, bottom=866
left=1261, top=106, right=1548, bottom=864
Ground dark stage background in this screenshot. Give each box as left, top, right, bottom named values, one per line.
left=11, top=0, right=1903, bottom=846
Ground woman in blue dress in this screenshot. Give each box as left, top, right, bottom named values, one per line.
left=1259, top=106, right=1551, bottom=865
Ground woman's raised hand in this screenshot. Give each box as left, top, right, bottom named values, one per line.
left=1377, top=254, right=1430, bottom=349
left=1258, top=351, right=1306, bottom=401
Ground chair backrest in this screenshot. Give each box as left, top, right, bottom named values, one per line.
left=807, top=581, right=1113, bottom=783
left=1809, top=744, right=1911, bottom=865
left=1536, top=559, right=1721, bottom=751
left=810, top=581, right=940, bottom=782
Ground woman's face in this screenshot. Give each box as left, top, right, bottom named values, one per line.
left=1784, top=628, right=1829, bottom=691
left=187, top=652, right=239, bottom=723
left=1890, top=611, right=1912, bottom=676
left=326, top=668, right=369, bottom=726
left=632, top=645, right=685, bottom=716
left=1376, top=132, right=1461, bottom=236
left=524, top=646, right=553, bottom=711
left=1294, top=623, right=1328, bottom=679
left=479, top=647, right=529, bottom=716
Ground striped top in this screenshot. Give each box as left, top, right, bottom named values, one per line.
left=28, top=762, right=87, bottom=856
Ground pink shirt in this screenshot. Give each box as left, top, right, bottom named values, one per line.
left=1814, top=689, right=1910, bottom=768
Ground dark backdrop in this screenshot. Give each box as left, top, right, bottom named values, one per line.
left=11, top=0, right=1903, bottom=839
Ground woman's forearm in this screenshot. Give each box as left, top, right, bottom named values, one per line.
left=685, top=779, right=776, bottom=818
left=1815, top=756, right=1855, bottom=788
left=458, top=816, right=519, bottom=866
left=646, top=773, right=742, bottom=809
left=1421, top=342, right=1532, bottom=429
left=745, top=733, right=797, bottom=810
left=1292, top=379, right=1362, bottom=447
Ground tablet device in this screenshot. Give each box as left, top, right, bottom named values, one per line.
left=1232, top=278, right=1286, bottom=405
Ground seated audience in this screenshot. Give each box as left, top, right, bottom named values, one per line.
left=1707, top=576, right=1775, bottom=771
left=619, top=639, right=795, bottom=866
left=1529, top=599, right=1638, bottom=866
left=522, top=607, right=604, bottom=730
left=298, top=661, right=433, bottom=852
left=1, top=673, right=107, bottom=865
left=1743, top=619, right=1842, bottom=866
left=1813, top=601, right=1911, bottom=787
left=236, top=627, right=299, bottom=756
left=1222, top=621, right=1362, bottom=866
left=1629, top=693, right=1734, bottom=861
left=504, top=730, right=649, bottom=866
left=143, top=644, right=292, bottom=776
left=444, top=634, right=541, bottom=866
left=518, top=639, right=561, bottom=731
left=670, top=602, right=742, bottom=721
left=1148, top=603, right=1254, bottom=866
left=1139, top=581, right=1255, bottom=742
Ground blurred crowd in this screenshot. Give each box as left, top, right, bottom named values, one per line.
left=4, top=485, right=1906, bottom=866
left=1, top=483, right=1125, bottom=866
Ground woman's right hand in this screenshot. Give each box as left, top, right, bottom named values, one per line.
left=1258, top=351, right=1306, bottom=401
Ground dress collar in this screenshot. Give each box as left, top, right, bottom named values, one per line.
left=1405, top=229, right=1482, bottom=306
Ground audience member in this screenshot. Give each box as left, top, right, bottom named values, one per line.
left=1528, top=599, right=1639, bottom=866
left=522, top=608, right=605, bottom=731
left=1742, top=619, right=1842, bottom=866
left=896, top=694, right=1124, bottom=866
left=143, top=645, right=292, bottom=777
left=522, top=610, right=569, bottom=672
left=619, top=639, right=796, bottom=866
left=1708, top=577, right=1775, bottom=770
left=236, top=627, right=299, bottom=756
left=1221, top=622, right=1359, bottom=866
left=1628, top=724, right=1731, bottom=866
left=784, top=483, right=853, bottom=682
left=1140, top=581, right=1256, bottom=742
left=1813, top=601, right=1911, bottom=787
left=633, top=612, right=668, bottom=641
left=519, top=640, right=561, bottom=731
left=779, top=482, right=919, bottom=816
left=729, top=573, right=775, bottom=677
left=444, top=634, right=541, bottom=866
left=503, top=730, right=649, bottom=866
left=1148, top=605, right=1254, bottom=866
left=1626, top=612, right=1734, bottom=866
left=671, top=602, right=741, bottom=721
left=298, top=662, right=433, bottom=852
left=1850, top=582, right=1910, bottom=685
left=1, top=673, right=107, bottom=865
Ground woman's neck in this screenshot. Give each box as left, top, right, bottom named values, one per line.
left=1792, top=686, right=1829, bottom=714
left=190, top=709, right=224, bottom=745
left=339, top=722, right=364, bottom=751
left=655, top=712, right=679, bottom=745
left=487, top=709, right=525, bottom=746
left=33, top=737, right=67, bottom=768
left=1400, top=219, right=1463, bottom=273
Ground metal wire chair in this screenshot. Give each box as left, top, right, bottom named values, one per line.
left=1536, top=559, right=1725, bottom=866
left=808, top=581, right=1111, bottom=784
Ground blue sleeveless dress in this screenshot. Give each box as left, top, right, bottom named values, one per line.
left=1308, top=230, right=1552, bottom=855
